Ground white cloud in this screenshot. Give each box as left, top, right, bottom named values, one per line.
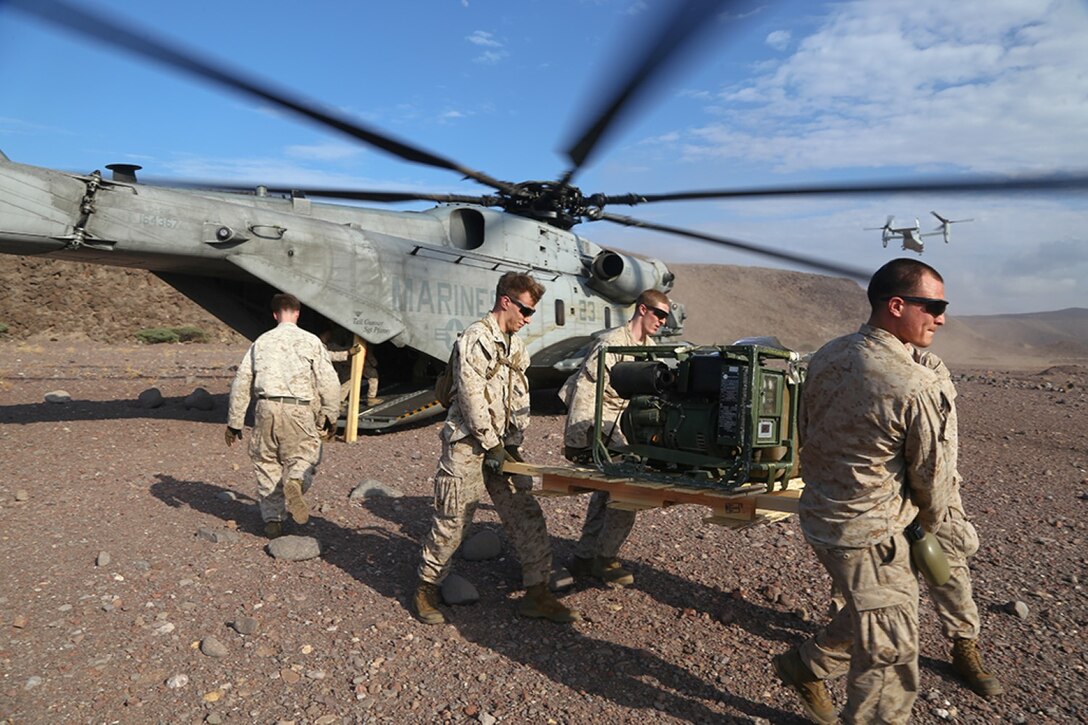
left=466, top=30, right=502, bottom=48
left=765, top=30, right=791, bottom=51
left=473, top=49, right=509, bottom=65
left=284, top=143, right=360, bottom=162
left=466, top=30, right=508, bottom=64
left=675, top=0, right=1088, bottom=175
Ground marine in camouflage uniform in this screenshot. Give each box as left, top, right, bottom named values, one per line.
left=558, top=289, right=671, bottom=586
left=320, top=329, right=380, bottom=407
left=773, top=259, right=958, bottom=725
left=911, top=349, right=1002, bottom=697
left=414, top=272, right=579, bottom=625
left=320, top=327, right=358, bottom=409
left=821, top=349, right=1003, bottom=700
left=226, top=294, right=340, bottom=538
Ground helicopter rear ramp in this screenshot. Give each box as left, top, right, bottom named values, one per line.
left=346, top=389, right=446, bottom=432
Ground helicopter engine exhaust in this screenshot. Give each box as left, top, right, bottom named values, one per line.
left=587, top=250, right=673, bottom=304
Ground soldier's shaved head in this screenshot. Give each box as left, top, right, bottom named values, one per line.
left=867, top=259, right=943, bottom=310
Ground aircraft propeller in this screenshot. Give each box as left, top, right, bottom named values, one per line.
left=931, top=211, right=974, bottom=226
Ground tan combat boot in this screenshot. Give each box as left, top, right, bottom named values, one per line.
left=518, top=584, right=581, bottom=623
left=283, top=477, right=309, bottom=524
left=413, top=582, right=447, bottom=625
left=951, top=638, right=1004, bottom=698
left=264, top=521, right=284, bottom=539
left=593, top=557, right=635, bottom=587
left=772, top=648, right=837, bottom=725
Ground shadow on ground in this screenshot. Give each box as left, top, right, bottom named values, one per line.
left=149, top=474, right=806, bottom=723
left=0, top=393, right=230, bottom=425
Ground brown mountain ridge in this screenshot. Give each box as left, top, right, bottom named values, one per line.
left=2, top=256, right=1086, bottom=368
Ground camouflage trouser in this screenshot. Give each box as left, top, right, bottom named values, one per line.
left=574, top=491, right=637, bottom=559
left=419, top=437, right=552, bottom=588
left=830, top=489, right=981, bottom=641
left=364, top=353, right=378, bottom=398
left=249, top=399, right=322, bottom=523
left=800, top=533, right=920, bottom=725
left=929, top=489, right=981, bottom=640
left=336, top=374, right=378, bottom=407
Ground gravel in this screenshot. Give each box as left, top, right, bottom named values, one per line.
left=1, top=342, right=1087, bottom=723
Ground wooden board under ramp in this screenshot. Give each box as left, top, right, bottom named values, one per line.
left=503, top=461, right=802, bottom=530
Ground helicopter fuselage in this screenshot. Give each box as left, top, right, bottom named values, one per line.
left=0, top=155, right=678, bottom=387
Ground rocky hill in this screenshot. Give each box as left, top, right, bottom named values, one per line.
left=0, top=257, right=242, bottom=344
left=2, top=256, right=1086, bottom=368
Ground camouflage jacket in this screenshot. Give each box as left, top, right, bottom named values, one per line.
left=227, top=322, right=341, bottom=429
left=442, top=313, right=530, bottom=451
left=913, top=347, right=964, bottom=490
left=559, top=324, right=648, bottom=449
left=798, top=324, right=955, bottom=548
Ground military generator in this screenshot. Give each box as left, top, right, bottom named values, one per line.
left=591, top=342, right=804, bottom=492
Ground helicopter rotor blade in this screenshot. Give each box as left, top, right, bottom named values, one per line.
left=558, top=0, right=732, bottom=186
left=257, top=189, right=499, bottom=205
left=144, top=179, right=500, bottom=205
left=597, top=212, right=870, bottom=282
left=599, top=173, right=1088, bottom=205
left=8, top=0, right=517, bottom=195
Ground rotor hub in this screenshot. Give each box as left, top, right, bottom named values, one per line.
left=501, top=181, right=592, bottom=229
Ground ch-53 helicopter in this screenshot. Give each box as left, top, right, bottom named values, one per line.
left=867, top=211, right=974, bottom=254
left=1, top=0, right=1083, bottom=431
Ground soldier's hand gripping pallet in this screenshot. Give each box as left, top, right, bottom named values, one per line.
left=508, top=341, right=806, bottom=528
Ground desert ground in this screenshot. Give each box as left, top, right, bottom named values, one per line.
left=1, top=259, right=1087, bottom=724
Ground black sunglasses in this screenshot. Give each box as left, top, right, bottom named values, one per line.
left=645, top=306, right=669, bottom=321
left=505, top=296, right=536, bottom=317
left=884, top=295, right=948, bottom=316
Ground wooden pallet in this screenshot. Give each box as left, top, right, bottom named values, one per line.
left=503, top=461, right=802, bottom=530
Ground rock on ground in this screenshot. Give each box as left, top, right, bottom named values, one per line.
left=349, top=479, right=404, bottom=500
left=200, top=636, right=229, bottom=658
left=461, top=529, right=502, bottom=561
left=441, top=574, right=480, bottom=605
left=137, top=387, right=165, bottom=408
left=184, top=387, right=214, bottom=410
left=267, top=535, right=321, bottom=561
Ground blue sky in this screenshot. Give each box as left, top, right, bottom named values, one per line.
left=2, top=0, right=1086, bottom=315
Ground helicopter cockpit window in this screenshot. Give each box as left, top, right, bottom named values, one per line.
left=449, top=208, right=485, bottom=250
left=555, top=299, right=565, bottom=326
